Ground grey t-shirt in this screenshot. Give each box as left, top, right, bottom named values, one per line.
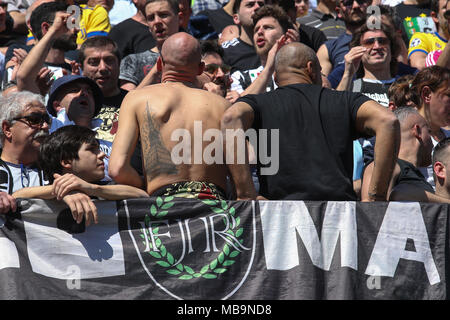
left=119, top=50, right=159, bottom=86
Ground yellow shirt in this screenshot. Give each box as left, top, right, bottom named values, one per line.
left=76, top=4, right=111, bottom=45
left=408, top=32, right=447, bottom=58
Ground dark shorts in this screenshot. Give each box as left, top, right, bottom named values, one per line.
left=151, top=181, right=227, bottom=200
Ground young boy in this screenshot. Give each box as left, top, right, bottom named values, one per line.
left=13, top=125, right=149, bottom=226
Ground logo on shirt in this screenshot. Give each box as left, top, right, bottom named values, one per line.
left=410, top=38, right=421, bottom=47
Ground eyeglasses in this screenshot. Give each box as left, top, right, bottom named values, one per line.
left=12, top=112, right=52, bottom=127
left=204, top=63, right=231, bottom=76
left=342, top=0, right=369, bottom=7
left=361, top=37, right=390, bottom=48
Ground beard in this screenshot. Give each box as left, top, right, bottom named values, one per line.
left=52, top=34, right=77, bottom=51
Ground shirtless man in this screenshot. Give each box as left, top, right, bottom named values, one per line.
left=109, top=33, right=231, bottom=200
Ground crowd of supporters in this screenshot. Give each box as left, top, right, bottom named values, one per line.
left=0, top=0, right=448, bottom=222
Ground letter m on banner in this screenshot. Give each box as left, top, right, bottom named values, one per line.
left=260, top=201, right=357, bottom=271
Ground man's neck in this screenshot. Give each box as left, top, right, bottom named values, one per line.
left=239, top=25, right=254, bottom=46
left=277, top=73, right=314, bottom=87
left=1, top=145, right=36, bottom=166
left=161, top=72, right=197, bottom=86
left=363, top=65, right=392, bottom=81
left=45, top=48, right=66, bottom=65
left=438, top=27, right=450, bottom=41
left=435, top=185, right=450, bottom=200
left=316, top=2, right=335, bottom=16
left=398, top=146, right=420, bottom=168
left=132, top=11, right=147, bottom=25
left=103, top=86, right=121, bottom=98
left=403, top=0, right=419, bottom=5
left=345, top=22, right=363, bottom=35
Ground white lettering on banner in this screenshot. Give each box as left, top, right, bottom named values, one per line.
left=0, top=217, right=20, bottom=270
left=260, top=201, right=357, bottom=271
left=365, top=202, right=440, bottom=285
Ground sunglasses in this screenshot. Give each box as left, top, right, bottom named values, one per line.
left=12, top=112, right=52, bottom=127
left=342, top=0, right=369, bottom=7
left=361, top=37, right=390, bottom=48
left=204, top=63, right=231, bottom=75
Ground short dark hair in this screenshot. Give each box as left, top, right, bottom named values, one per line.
left=200, top=39, right=224, bottom=58
left=350, top=22, right=399, bottom=78
left=252, top=5, right=294, bottom=34
left=433, top=137, right=450, bottom=166
left=145, top=0, right=179, bottom=14
left=30, top=2, right=68, bottom=40
left=39, top=125, right=98, bottom=183
left=79, top=36, right=121, bottom=65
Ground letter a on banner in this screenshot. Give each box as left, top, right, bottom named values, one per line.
left=365, top=202, right=440, bottom=285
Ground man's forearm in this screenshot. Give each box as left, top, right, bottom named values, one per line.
left=88, top=184, right=149, bottom=199
left=16, top=29, right=57, bottom=92
left=13, top=186, right=55, bottom=199
left=369, top=119, right=400, bottom=200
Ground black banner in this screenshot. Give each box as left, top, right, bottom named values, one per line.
left=0, top=198, right=447, bottom=299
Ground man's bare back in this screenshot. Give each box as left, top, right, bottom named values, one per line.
left=112, top=81, right=230, bottom=196
left=109, top=32, right=233, bottom=199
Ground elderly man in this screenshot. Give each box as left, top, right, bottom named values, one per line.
left=221, top=42, right=399, bottom=201
left=110, top=32, right=231, bottom=199
left=0, top=91, right=49, bottom=197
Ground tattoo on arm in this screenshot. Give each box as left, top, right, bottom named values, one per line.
left=141, top=102, right=178, bottom=180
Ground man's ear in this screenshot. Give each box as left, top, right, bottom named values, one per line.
left=306, top=61, right=316, bottom=83
left=2, top=120, right=13, bottom=140
left=53, top=100, right=63, bottom=115
left=156, top=56, right=163, bottom=72
left=197, top=61, right=205, bottom=75
left=388, top=101, right=397, bottom=112
left=421, top=86, right=432, bottom=104
left=41, top=21, right=51, bottom=35
left=434, top=161, right=446, bottom=180
left=60, top=159, right=73, bottom=170
left=412, top=123, right=421, bottom=140
left=233, top=13, right=240, bottom=25
left=178, top=11, right=183, bottom=27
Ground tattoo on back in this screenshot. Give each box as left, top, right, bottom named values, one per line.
left=141, top=102, right=178, bottom=180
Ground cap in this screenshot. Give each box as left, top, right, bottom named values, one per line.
left=46, top=74, right=104, bottom=117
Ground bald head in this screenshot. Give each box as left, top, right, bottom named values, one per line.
left=161, top=32, right=202, bottom=68
left=275, top=43, right=321, bottom=85
left=275, top=43, right=318, bottom=73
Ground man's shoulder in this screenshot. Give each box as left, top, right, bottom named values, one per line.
left=122, top=50, right=159, bottom=63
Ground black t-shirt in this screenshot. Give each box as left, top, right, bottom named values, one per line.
left=298, top=24, right=327, bottom=52
left=222, top=38, right=260, bottom=74
left=109, top=18, right=156, bottom=60
left=394, top=159, right=434, bottom=193
left=222, top=27, right=326, bottom=74
left=197, top=8, right=235, bottom=34
left=238, top=83, right=371, bottom=201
